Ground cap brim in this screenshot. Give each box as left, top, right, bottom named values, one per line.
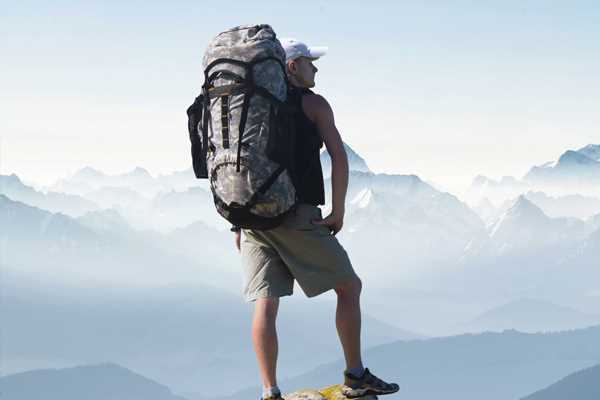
left=307, top=46, right=328, bottom=60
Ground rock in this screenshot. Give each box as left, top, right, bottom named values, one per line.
left=284, top=385, right=377, bottom=400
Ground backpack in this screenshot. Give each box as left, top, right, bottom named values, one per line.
left=187, top=25, right=298, bottom=230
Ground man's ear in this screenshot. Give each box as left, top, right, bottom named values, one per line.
left=287, top=60, right=297, bottom=74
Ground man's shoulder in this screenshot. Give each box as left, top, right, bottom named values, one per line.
left=301, top=91, right=332, bottom=121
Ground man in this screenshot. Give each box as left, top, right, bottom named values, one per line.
left=233, top=38, right=399, bottom=400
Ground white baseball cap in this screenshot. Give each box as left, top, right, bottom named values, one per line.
left=279, top=38, right=328, bottom=62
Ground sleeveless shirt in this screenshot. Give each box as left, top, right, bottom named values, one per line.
left=290, top=86, right=325, bottom=206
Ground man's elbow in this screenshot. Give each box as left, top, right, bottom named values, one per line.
left=329, top=146, right=348, bottom=162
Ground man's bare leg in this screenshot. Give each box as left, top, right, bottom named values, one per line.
left=252, top=297, right=280, bottom=390
left=334, top=277, right=363, bottom=370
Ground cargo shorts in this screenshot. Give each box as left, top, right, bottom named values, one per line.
left=241, top=203, right=359, bottom=302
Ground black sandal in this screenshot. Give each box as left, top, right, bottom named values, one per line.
left=343, top=368, right=400, bottom=398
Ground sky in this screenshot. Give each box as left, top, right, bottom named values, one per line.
left=2, top=0, right=599, bottom=192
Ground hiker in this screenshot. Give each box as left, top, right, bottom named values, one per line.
left=233, top=38, right=399, bottom=400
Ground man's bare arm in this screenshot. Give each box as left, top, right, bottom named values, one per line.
left=303, top=94, right=349, bottom=234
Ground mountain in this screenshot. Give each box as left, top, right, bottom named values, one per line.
left=2, top=196, right=419, bottom=394
left=486, top=195, right=585, bottom=255
left=83, top=185, right=149, bottom=209
left=462, top=298, right=600, bottom=333
left=466, top=174, right=530, bottom=205
left=317, top=170, right=488, bottom=332
left=578, top=144, right=600, bottom=161
left=524, top=191, right=600, bottom=219
left=2, top=275, right=419, bottom=395
left=524, top=144, right=600, bottom=196
left=521, top=363, right=600, bottom=400
left=49, top=166, right=167, bottom=197
left=222, top=326, right=600, bottom=400
left=320, top=142, right=371, bottom=178
left=0, top=363, right=187, bottom=400
left=156, top=167, right=206, bottom=192
left=0, top=194, right=222, bottom=287
left=0, top=174, right=98, bottom=217
left=76, top=208, right=134, bottom=237
left=442, top=196, right=592, bottom=307
left=148, top=186, right=226, bottom=231
left=471, top=197, right=501, bottom=226
left=329, top=171, right=485, bottom=284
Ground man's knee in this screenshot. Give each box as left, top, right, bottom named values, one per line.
left=255, top=297, right=280, bottom=322
left=335, top=276, right=362, bottom=298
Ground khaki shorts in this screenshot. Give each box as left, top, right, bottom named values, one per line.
left=241, top=203, right=358, bottom=302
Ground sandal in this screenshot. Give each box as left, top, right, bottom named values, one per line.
left=343, top=368, right=399, bottom=397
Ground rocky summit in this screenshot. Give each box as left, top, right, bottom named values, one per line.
left=284, top=385, right=377, bottom=400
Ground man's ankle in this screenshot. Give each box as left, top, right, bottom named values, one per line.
left=262, top=385, right=281, bottom=399
left=345, top=365, right=365, bottom=379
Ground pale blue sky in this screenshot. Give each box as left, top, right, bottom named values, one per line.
left=2, top=0, right=599, bottom=191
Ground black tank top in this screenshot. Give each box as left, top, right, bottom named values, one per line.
left=290, top=87, right=325, bottom=206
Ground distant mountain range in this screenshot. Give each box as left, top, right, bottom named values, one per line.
left=4, top=329, right=600, bottom=400
left=4, top=140, right=600, bottom=398
left=2, top=197, right=420, bottom=394
left=0, top=363, right=188, bottom=400
left=0, top=174, right=99, bottom=217
left=461, top=298, right=600, bottom=333
left=3, top=142, right=600, bottom=333
left=47, top=166, right=199, bottom=198
left=467, top=143, right=600, bottom=205
left=221, top=325, right=600, bottom=400
left=525, top=144, right=600, bottom=186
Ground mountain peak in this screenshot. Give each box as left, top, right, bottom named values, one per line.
left=0, top=173, right=26, bottom=189
left=556, top=150, right=598, bottom=167
left=509, top=195, right=546, bottom=217
left=125, top=167, right=152, bottom=177
left=320, top=142, right=371, bottom=177
left=490, top=195, right=547, bottom=237
left=577, top=144, right=600, bottom=162
left=72, top=167, right=106, bottom=179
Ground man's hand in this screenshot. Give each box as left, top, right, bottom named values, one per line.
left=234, top=231, right=241, bottom=252
left=312, top=211, right=344, bottom=235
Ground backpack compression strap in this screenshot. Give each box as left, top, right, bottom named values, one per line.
left=204, top=57, right=288, bottom=172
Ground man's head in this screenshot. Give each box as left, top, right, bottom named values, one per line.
left=280, top=38, right=327, bottom=88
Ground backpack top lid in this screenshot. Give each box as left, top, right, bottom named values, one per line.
left=202, top=24, right=287, bottom=102
left=203, top=24, right=285, bottom=65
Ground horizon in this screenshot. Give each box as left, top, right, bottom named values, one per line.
left=4, top=141, right=599, bottom=194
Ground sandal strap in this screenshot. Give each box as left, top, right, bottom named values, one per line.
left=364, top=368, right=395, bottom=390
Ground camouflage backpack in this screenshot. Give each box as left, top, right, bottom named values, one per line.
left=187, top=25, right=298, bottom=230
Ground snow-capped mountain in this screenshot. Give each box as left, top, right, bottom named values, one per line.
left=466, top=144, right=600, bottom=205
left=321, top=170, right=486, bottom=290
left=487, top=195, right=585, bottom=255
left=320, top=141, right=371, bottom=178
left=524, top=144, right=600, bottom=196
left=578, top=144, right=600, bottom=162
